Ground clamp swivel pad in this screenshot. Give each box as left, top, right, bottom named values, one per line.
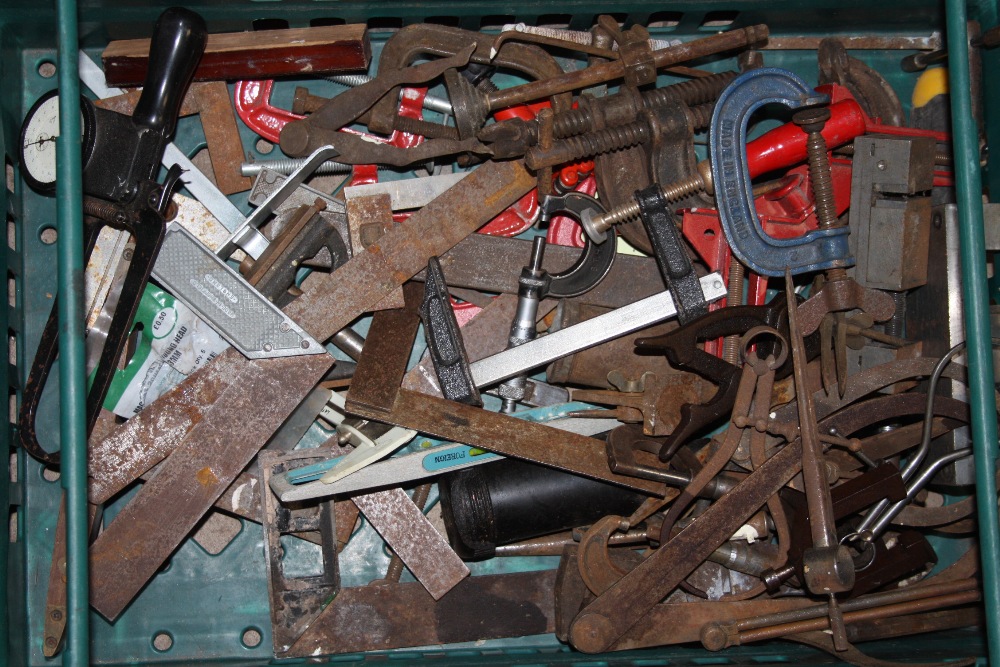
left=710, top=68, right=853, bottom=277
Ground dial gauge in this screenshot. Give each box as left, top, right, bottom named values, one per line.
left=19, top=90, right=95, bottom=195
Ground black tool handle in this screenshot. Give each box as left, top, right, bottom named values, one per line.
left=132, top=7, right=207, bottom=135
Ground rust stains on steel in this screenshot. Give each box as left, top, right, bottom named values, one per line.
left=89, top=159, right=534, bottom=509
left=348, top=387, right=665, bottom=496
left=353, top=488, right=470, bottom=600
left=88, top=347, right=249, bottom=504
left=88, top=352, right=332, bottom=622
left=568, top=438, right=804, bottom=653
left=283, top=159, right=536, bottom=341
left=345, top=282, right=423, bottom=415
left=288, top=571, right=557, bottom=656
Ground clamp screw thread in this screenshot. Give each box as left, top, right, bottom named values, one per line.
left=584, top=173, right=706, bottom=240
left=551, top=71, right=736, bottom=140
left=241, top=157, right=353, bottom=177
left=390, top=114, right=460, bottom=140
left=793, top=107, right=837, bottom=230
left=722, top=259, right=746, bottom=365
left=525, top=120, right=651, bottom=170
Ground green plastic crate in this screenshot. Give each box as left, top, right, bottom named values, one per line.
left=0, top=1, right=997, bottom=665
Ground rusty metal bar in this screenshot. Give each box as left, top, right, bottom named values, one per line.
left=88, top=352, right=332, bottom=622
left=414, top=233, right=665, bottom=309
left=87, top=348, right=247, bottom=503
left=736, top=590, right=981, bottom=646
left=568, top=438, right=804, bottom=653
left=353, top=488, right=469, bottom=599
left=485, top=27, right=767, bottom=110
left=282, top=162, right=536, bottom=340
left=287, top=571, right=556, bottom=656
left=348, top=388, right=664, bottom=496
left=345, top=282, right=423, bottom=414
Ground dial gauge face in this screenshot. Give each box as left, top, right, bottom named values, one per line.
left=19, top=91, right=88, bottom=194
left=21, top=92, right=61, bottom=191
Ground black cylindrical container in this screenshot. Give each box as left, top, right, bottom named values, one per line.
left=439, top=457, right=648, bottom=560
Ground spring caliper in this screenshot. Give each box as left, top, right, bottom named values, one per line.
left=710, top=68, right=850, bottom=277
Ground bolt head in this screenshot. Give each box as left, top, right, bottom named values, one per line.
left=793, top=106, right=831, bottom=131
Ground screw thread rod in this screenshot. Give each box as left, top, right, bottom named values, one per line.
left=551, top=71, right=735, bottom=139
left=722, top=259, right=746, bottom=364
left=589, top=174, right=706, bottom=235
left=242, top=158, right=353, bottom=177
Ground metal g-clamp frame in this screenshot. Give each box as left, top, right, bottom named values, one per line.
left=711, top=68, right=851, bottom=277
left=539, top=192, right=617, bottom=299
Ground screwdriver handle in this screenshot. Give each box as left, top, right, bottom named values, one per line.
left=132, top=7, right=207, bottom=136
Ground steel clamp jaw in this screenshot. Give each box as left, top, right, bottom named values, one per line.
left=711, top=68, right=852, bottom=277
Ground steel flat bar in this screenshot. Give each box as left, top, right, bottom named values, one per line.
left=275, top=414, right=617, bottom=502
left=348, top=389, right=664, bottom=496
left=415, top=233, right=666, bottom=309
left=345, top=282, right=422, bottom=415
left=288, top=570, right=556, bottom=656
left=568, top=438, right=804, bottom=653
left=343, top=172, right=467, bottom=209
left=87, top=348, right=248, bottom=503
left=353, top=488, right=469, bottom=599
left=56, top=10, right=87, bottom=665
left=88, top=352, right=331, bottom=621
left=282, top=159, right=536, bottom=340
left=946, top=3, right=1000, bottom=663
left=89, top=160, right=534, bottom=517
left=470, top=273, right=726, bottom=388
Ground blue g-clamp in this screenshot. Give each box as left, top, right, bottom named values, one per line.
left=710, top=68, right=853, bottom=277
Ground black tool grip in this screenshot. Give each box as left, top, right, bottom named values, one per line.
left=132, top=7, right=207, bottom=135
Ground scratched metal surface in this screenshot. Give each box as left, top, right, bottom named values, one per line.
left=6, top=16, right=979, bottom=667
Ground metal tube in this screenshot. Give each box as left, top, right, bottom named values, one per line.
left=946, top=4, right=1000, bottom=664
left=853, top=342, right=968, bottom=537
left=56, top=0, right=89, bottom=663
left=735, top=590, right=981, bottom=646
left=331, top=328, right=365, bottom=361
left=865, top=449, right=972, bottom=542
left=735, top=578, right=979, bottom=633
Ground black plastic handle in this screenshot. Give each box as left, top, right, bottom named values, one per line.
left=132, top=7, right=207, bottom=135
